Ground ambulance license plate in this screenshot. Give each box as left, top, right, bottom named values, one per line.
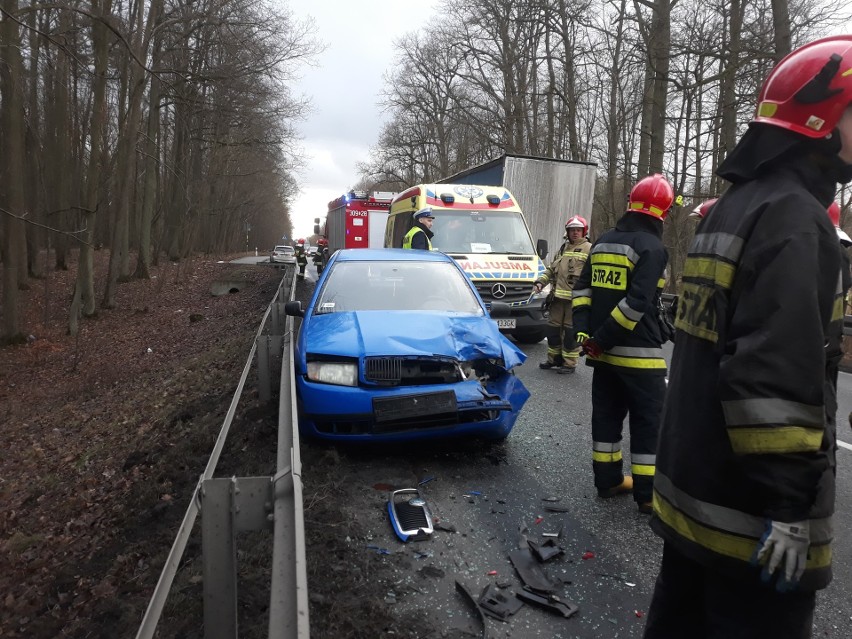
left=496, top=318, right=516, bottom=329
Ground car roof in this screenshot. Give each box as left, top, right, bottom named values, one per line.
left=332, top=248, right=454, bottom=263
left=275, top=245, right=293, bottom=250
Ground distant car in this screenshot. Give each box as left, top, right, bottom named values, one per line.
left=271, top=245, right=296, bottom=263
left=285, top=249, right=530, bottom=443
left=307, top=246, right=318, bottom=256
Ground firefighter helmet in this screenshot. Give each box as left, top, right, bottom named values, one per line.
left=317, top=238, right=328, bottom=246
left=627, top=174, right=674, bottom=220
left=297, top=238, right=305, bottom=244
left=565, top=215, right=588, bottom=236
left=690, top=198, right=718, bottom=219
left=752, top=35, right=852, bottom=138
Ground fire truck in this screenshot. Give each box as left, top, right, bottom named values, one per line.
left=314, top=190, right=397, bottom=268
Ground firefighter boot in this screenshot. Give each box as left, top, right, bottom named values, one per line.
left=597, top=476, right=633, bottom=499
left=637, top=501, right=653, bottom=514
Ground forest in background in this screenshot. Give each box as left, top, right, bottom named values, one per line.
left=360, top=0, right=852, bottom=289
left=0, top=0, right=321, bottom=341
left=3, top=0, right=852, bottom=343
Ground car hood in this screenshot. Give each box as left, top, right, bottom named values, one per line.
left=304, top=312, right=526, bottom=368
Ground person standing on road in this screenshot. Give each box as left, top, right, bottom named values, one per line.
left=533, top=215, right=592, bottom=374
left=295, top=239, right=308, bottom=278
left=403, top=207, right=435, bottom=250
left=644, top=36, right=852, bottom=639
left=572, top=174, right=672, bottom=514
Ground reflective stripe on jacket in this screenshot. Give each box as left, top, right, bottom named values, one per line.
left=536, top=238, right=591, bottom=300
left=572, top=213, right=669, bottom=374
left=652, top=159, right=844, bottom=591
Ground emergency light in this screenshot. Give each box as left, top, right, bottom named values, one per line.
left=440, top=193, right=455, bottom=204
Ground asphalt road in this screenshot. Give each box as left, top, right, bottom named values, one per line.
left=280, top=261, right=852, bottom=637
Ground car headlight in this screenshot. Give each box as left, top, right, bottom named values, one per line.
left=307, top=361, right=358, bottom=386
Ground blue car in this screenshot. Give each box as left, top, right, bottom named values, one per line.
left=285, top=249, right=530, bottom=443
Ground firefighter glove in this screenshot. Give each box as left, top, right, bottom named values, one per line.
left=534, top=282, right=543, bottom=293
left=752, top=519, right=810, bottom=591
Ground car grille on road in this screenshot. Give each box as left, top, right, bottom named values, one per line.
left=364, top=356, right=459, bottom=385
left=474, top=282, right=533, bottom=304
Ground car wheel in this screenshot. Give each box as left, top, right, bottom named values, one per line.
left=512, top=329, right=546, bottom=344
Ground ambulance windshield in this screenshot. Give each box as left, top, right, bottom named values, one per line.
left=430, top=209, right=535, bottom=255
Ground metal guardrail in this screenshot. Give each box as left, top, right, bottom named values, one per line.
left=136, top=265, right=308, bottom=639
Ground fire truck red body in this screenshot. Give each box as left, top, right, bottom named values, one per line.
left=318, top=191, right=397, bottom=259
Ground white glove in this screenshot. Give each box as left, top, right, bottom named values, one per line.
left=753, top=520, right=809, bottom=590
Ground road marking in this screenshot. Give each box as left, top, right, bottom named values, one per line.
left=839, top=440, right=852, bottom=452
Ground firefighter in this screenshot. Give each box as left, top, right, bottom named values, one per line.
left=644, top=36, right=852, bottom=638
left=294, top=239, right=308, bottom=277
left=402, top=207, right=435, bottom=250
left=572, top=174, right=672, bottom=514
left=314, top=238, right=328, bottom=275
left=533, top=215, right=592, bottom=373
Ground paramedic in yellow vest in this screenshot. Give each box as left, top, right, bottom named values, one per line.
left=533, top=215, right=591, bottom=373
left=402, top=207, right=435, bottom=250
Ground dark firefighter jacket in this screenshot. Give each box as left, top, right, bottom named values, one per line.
left=403, top=223, right=433, bottom=250
left=572, top=213, right=669, bottom=374
left=652, top=159, right=845, bottom=591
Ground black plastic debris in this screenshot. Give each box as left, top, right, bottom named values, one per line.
left=544, top=504, right=571, bottom=513
left=455, top=581, right=488, bottom=639
left=387, top=488, right=433, bottom=542
left=508, top=548, right=557, bottom=593
left=434, top=521, right=457, bottom=533
left=528, top=538, right=565, bottom=562
left=516, top=586, right=579, bottom=619
left=478, top=584, right=524, bottom=621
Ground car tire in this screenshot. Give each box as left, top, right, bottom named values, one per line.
left=512, top=329, right=546, bottom=344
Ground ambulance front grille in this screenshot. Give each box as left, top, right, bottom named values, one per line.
left=474, top=282, right=533, bottom=304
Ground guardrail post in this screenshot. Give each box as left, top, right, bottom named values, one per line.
left=257, top=335, right=271, bottom=404
left=202, top=478, right=238, bottom=639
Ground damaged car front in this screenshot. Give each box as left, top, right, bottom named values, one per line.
left=288, top=249, right=530, bottom=443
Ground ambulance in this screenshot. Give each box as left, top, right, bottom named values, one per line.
left=385, top=184, right=550, bottom=343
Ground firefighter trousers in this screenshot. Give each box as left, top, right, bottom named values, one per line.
left=643, top=542, right=816, bottom=639
left=591, top=367, right=664, bottom=504
left=545, top=299, right=580, bottom=367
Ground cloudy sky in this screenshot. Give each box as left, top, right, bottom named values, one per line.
left=284, top=0, right=439, bottom=239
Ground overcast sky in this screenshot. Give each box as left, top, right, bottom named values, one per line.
left=284, top=0, right=439, bottom=239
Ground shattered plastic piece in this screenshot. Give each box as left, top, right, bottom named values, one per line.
left=509, top=548, right=557, bottom=593
left=455, top=581, right=488, bottom=639
left=528, top=539, right=565, bottom=562
left=434, top=521, right=457, bottom=533
left=366, top=545, right=391, bottom=555
left=387, top=489, right=434, bottom=542
left=543, top=523, right=564, bottom=538
left=487, top=570, right=498, bottom=576
left=541, top=496, right=561, bottom=502
left=516, top=586, right=579, bottom=619
left=534, top=516, right=544, bottom=525
left=468, top=490, right=482, bottom=496
left=479, top=584, right=524, bottom=621
left=626, top=582, right=636, bottom=587
left=582, top=551, right=595, bottom=560
left=418, top=476, right=436, bottom=486
left=635, top=610, right=645, bottom=618
left=544, top=504, right=571, bottom=513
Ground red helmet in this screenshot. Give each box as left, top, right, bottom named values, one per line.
left=828, top=201, right=841, bottom=227
left=317, top=238, right=328, bottom=246
left=689, top=198, right=718, bottom=219
left=565, top=215, right=588, bottom=236
left=752, top=35, right=852, bottom=138
left=297, top=238, right=305, bottom=244
left=628, top=174, right=674, bottom=220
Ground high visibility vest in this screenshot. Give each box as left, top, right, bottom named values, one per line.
left=403, top=226, right=431, bottom=250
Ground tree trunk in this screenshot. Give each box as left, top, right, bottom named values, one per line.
left=771, top=0, right=791, bottom=62
left=1, top=0, right=26, bottom=339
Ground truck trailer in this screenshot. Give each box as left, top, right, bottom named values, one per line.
left=439, top=154, right=597, bottom=253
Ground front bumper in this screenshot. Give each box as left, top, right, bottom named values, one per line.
left=296, top=374, right=529, bottom=443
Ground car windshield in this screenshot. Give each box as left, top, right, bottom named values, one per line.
left=429, top=209, right=535, bottom=255
left=315, top=260, right=484, bottom=314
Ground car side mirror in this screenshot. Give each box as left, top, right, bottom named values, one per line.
left=536, top=239, right=548, bottom=261
left=285, top=300, right=304, bottom=317
left=489, top=302, right=511, bottom=318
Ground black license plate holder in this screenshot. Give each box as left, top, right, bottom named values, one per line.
left=373, top=391, right=457, bottom=423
